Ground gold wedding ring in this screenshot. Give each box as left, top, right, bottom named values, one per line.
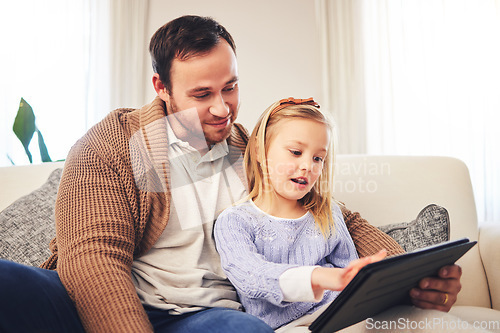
left=443, top=292, right=449, bottom=305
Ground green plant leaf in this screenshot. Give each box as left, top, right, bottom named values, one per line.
left=36, top=129, right=52, bottom=162
left=13, top=98, right=36, bottom=163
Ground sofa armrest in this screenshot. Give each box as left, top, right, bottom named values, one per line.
left=479, top=222, right=500, bottom=310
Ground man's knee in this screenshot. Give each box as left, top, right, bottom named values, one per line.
left=0, top=259, right=30, bottom=289
left=1, top=260, right=42, bottom=304
left=0, top=260, right=84, bottom=333
left=0, top=259, right=63, bottom=305
left=1, top=259, right=48, bottom=283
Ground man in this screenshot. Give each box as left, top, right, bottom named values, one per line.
left=0, top=15, right=461, bottom=332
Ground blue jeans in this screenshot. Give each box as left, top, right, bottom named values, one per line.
left=146, top=305, right=274, bottom=332
left=0, top=260, right=273, bottom=333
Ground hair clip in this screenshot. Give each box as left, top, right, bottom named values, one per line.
left=270, top=97, right=320, bottom=116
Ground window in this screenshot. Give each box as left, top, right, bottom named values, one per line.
left=318, top=0, right=500, bottom=222
left=0, top=0, right=148, bottom=165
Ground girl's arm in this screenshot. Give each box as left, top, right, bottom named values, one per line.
left=311, top=204, right=386, bottom=299
left=311, top=250, right=386, bottom=298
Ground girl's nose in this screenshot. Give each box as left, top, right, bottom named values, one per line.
left=300, top=158, right=312, bottom=171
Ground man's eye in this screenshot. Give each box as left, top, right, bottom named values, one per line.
left=194, top=93, right=209, bottom=99
left=223, top=84, right=237, bottom=92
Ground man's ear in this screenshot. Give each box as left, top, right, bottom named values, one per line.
left=152, top=73, right=170, bottom=103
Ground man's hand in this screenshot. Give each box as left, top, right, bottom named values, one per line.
left=410, top=264, right=462, bottom=312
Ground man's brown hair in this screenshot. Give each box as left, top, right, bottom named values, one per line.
left=149, top=15, right=236, bottom=93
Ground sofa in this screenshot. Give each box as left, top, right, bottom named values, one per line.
left=1, top=155, right=499, bottom=329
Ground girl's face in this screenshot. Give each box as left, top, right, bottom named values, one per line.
left=264, top=118, right=330, bottom=207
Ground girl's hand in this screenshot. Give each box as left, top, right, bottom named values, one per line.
left=311, top=249, right=387, bottom=298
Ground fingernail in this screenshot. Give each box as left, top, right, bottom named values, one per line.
left=421, top=281, right=429, bottom=288
left=442, top=268, right=448, bottom=277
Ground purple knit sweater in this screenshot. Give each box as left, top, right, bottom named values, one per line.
left=214, top=200, right=358, bottom=329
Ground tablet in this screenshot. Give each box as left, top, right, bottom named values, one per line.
left=309, top=238, right=476, bottom=333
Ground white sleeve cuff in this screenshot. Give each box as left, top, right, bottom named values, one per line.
left=279, top=266, right=323, bottom=302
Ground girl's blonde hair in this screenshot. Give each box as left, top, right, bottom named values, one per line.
left=244, top=98, right=337, bottom=236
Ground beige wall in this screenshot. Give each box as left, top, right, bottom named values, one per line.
left=143, top=0, right=323, bottom=131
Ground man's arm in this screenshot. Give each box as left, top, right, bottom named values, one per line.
left=341, top=205, right=462, bottom=312
left=55, top=142, right=153, bottom=332
left=340, top=205, right=404, bottom=257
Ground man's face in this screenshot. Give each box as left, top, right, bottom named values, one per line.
left=159, top=40, right=239, bottom=150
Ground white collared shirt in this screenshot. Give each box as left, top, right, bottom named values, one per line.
left=131, top=118, right=247, bottom=314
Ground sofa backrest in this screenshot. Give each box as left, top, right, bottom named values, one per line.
left=0, top=161, right=65, bottom=212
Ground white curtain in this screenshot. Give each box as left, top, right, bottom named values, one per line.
left=0, top=0, right=149, bottom=165
left=317, top=0, right=368, bottom=154
left=109, top=0, right=150, bottom=111
left=318, top=0, right=500, bottom=223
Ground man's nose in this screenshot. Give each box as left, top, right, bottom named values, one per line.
left=209, top=95, right=230, bottom=117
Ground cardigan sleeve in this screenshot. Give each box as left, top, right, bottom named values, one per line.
left=340, top=205, right=405, bottom=257
left=54, top=138, right=153, bottom=333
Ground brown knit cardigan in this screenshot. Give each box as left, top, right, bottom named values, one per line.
left=40, top=96, right=403, bottom=332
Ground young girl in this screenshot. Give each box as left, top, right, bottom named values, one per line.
left=214, top=97, right=386, bottom=330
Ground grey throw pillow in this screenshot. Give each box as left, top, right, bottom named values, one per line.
left=0, top=168, right=62, bottom=266
left=378, top=204, right=450, bottom=252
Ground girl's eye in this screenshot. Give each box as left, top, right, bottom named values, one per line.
left=314, top=156, right=324, bottom=163
left=290, top=150, right=301, bottom=156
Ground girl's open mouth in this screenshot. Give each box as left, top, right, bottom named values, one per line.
left=291, top=177, right=308, bottom=185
